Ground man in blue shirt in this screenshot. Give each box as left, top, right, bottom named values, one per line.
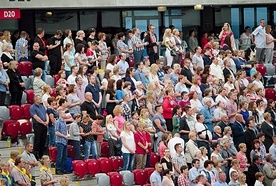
left=55, top=110, right=70, bottom=175
left=199, top=98, right=215, bottom=132
left=134, top=61, right=147, bottom=88
left=213, top=172, right=228, bottom=186
left=30, top=95, right=49, bottom=159
left=150, top=162, right=162, bottom=186
left=117, top=53, right=129, bottom=78
left=15, top=31, right=28, bottom=62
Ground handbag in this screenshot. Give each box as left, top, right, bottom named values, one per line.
left=249, top=48, right=256, bottom=61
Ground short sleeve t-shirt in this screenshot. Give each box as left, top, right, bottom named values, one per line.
left=120, top=131, right=135, bottom=153
left=47, top=36, right=62, bottom=56
left=30, top=50, right=45, bottom=69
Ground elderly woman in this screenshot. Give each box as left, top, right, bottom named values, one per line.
left=185, top=132, right=199, bottom=168
left=33, top=67, right=46, bottom=96
left=1, top=43, right=14, bottom=69
left=7, top=61, right=25, bottom=105
left=265, top=25, right=276, bottom=64
left=40, top=155, right=58, bottom=186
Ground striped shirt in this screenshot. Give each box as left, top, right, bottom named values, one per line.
left=131, top=34, right=144, bottom=51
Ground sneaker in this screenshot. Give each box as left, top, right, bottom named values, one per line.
left=56, top=171, right=63, bottom=175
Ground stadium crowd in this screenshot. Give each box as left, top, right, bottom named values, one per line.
left=1, top=18, right=276, bottom=186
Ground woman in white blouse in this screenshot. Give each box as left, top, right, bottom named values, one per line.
left=162, top=28, right=175, bottom=67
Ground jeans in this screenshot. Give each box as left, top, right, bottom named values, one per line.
left=133, top=50, right=144, bottom=66
left=265, top=48, right=274, bottom=64
left=154, top=131, right=163, bottom=153
left=122, top=153, right=135, bottom=171
left=48, top=126, right=56, bottom=146
left=84, top=140, right=97, bottom=160
left=0, top=91, right=6, bottom=106
left=56, top=143, right=67, bottom=172
left=65, top=70, right=71, bottom=79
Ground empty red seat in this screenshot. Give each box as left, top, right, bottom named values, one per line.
left=19, top=120, right=32, bottom=136
left=132, top=169, right=147, bottom=185
left=8, top=105, right=24, bottom=120
left=49, top=146, right=57, bottom=162
left=256, top=64, right=266, bottom=76
left=21, top=104, right=31, bottom=119
left=1, top=120, right=16, bottom=138
left=86, top=159, right=100, bottom=176
left=101, top=141, right=110, bottom=157
left=67, top=145, right=74, bottom=159
left=6, top=122, right=21, bottom=140
left=144, top=168, right=155, bottom=183
left=111, top=157, right=124, bottom=171
left=107, top=172, right=123, bottom=186
left=25, top=90, right=35, bottom=104
left=98, top=157, right=113, bottom=173
left=72, top=160, right=87, bottom=178
left=18, top=61, right=33, bottom=76
left=265, top=88, right=276, bottom=101
left=149, top=152, right=160, bottom=167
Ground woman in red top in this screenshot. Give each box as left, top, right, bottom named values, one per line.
left=162, top=88, right=178, bottom=132
left=134, top=122, right=148, bottom=169
left=219, top=22, right=235, bottom=50
left=200, top=32, right=208, bottom=49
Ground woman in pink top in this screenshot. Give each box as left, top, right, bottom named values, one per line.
left=219, top=22, right=235, bottom=50
left=92, top=115, right=105, bottom=158
left=158, top=132, right=170, bottom=159
left=236, top=143, right=250, bottom=172
left=113, top=105, right=126, bottom=136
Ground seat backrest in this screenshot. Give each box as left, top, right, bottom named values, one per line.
left=0, top=106, right=10, bottom=121
left=25, top=90, right=35, bottom=104
left=8, top=105, right=24, bottom=120
left=6, top=122, right=20, bottom=139
left=98, top=174, right=110, bottom=186
left=123, top=172, right=134, bottom=186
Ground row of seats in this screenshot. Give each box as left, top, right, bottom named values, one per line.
left=1, top=119, right=32, bottom=140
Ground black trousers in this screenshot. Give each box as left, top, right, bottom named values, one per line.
left=197, top=140, right=211, bottom=158
left=165, top=118, right=173, bottom=132
left=33, top=123, right=47, bottom=159
left=49, top=55, right=62, bottom=75
left=148, top=53, right=159, bottom=64
left=10, top=91, right=23, bottom=105
left=0, top=91, right=6, bottom=106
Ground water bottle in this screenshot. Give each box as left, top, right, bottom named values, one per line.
left=7, top=136, right=11, bottom=148
left=75, top=182, right=79, bottom=186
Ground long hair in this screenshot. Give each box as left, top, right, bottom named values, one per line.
left=107, top=79, right=115, bottom=94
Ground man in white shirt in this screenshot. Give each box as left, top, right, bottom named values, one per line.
left=200, top=160, right=216, bottom=185
left=215, top=88, right=229, bottom=105
left=251, top=19, right=266, bottom=63
left=67, top=65, right=78, bottom=85
left=168, top=133, right=185, bottom=157
left=210, top=56, right=224, bottom=82
left=192, top=46, right=204, bottom=69
left=117, top=53, right=129, bottom=78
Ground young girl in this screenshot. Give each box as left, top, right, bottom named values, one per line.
left=239, top=173, right=248, bottom=186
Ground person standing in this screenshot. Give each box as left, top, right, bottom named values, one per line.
left=55, top=110, right=70, bottom=175
left=189, top=159, right=200, bottom=186
left=30, top=95, right=49, bottom=159
left=15, top=31, right=28, bottom=62
left=134, top=123, right=148, bottom=169
left=21, top=142, right=39, bottom=181
left=85, top=75, right=102, bottom=114
left=262, top=154, right=276, bottom=186
left=69, top=114, right=83, bottom=160
left=131, top=27, right=148, bottom=65
left=145, top=24, right=160, bottom=64
left=92, top=115, right=105, bottom=158
left=81, top=92, right=98, bottom=120
left=47, top=30, right=63, bottom=75
left=265, top=25, right=276, bottom=64
left=34, top=28, right=47, bottom=55
left=251, top=19, right=266, bottom=63
left=30, top=42, right=48, bottom=81
left=0, top=60, right=9, bottom=106
left=172, top=143, right=187, bottom=186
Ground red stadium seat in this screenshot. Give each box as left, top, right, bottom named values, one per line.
left=132, top=169, right=147, bottom=185
left=149, top=152, right=160, bottom=167
left=49, top=146, right=57, bottom=162
left=101, top=141, right=110, bottom=157
left=53, top=74, right=60, bottom=86
left=6, top=122, right=21, bottom=140
left=128, top=57, right=134, bottom=67
left=67, top=145, right=74, bottom=159
left=265, top=88, right=276, bottom=101
left=111, top=157, right=123, bottom=171
left=1, top=120, right=16, bottom=138
left=25, top=90, right=35, bottom=104
left=72, top=160, right=87, bottom=178
left=18, top=61, right=33, bottom=76
left=98, top=157, right=113, bottom=173
left=256, top=64, right=266, bottom=76
left=86, top=159, right=100, bottom=176
left=144, top=168, right=155, bottom=183
left=21, top=104, right=31, bottom=119
left=107, top=172, right=123, bottom=186
left=19, top=120, right=32, bottom=136
left=8, top=105, right=24, bottom=120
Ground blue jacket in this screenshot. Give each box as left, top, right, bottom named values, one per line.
left=134, top=69, right=147, bottom=88
left=231, top=121, right=246, bottom=147
left=200, top=106, right=213, bottom=131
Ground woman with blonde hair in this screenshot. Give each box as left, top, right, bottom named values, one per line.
left=113, top=105, right=125, bottom=136
left=219, top=23, right=236, bottom=50
left=234, top=70, right=245, bottom=94
left=1, top=43, right=14, bottom=69
left=252, top=71, right=264, bottom=90
left=239, top=173, right=248, bottom=186
left=3, top=30, right=14, bottom=55
left=229, top=159, right=241, bottom=177
left=140, top=108, right=156, bottom=148
left=40, top=155, right=58, bottom=186
left=148, top=63, right=161, bottom=87
left=163, top=28, right=175, bottom=67
left=106, top=114, right=120, bottom=156
left=246, top=83, right=258, bottom=102
left=111, top=65, right=121, bottom=82
left=121, top=121, right=136, bottom=171
left=42, top=84, right=52, bottom=108
left=190, top=76, right=202, bottom=100
left=98, top=32, right=110, bottom=70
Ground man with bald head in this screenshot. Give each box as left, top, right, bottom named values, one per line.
left=81, top=92, right=97, bottom=120
left=231, top=113, right=246, bottom=149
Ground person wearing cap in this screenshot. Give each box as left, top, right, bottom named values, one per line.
left=199, top=98, right=215, bottom=132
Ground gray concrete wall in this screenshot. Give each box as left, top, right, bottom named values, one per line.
left=2, top=0, right=276, bottom=9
